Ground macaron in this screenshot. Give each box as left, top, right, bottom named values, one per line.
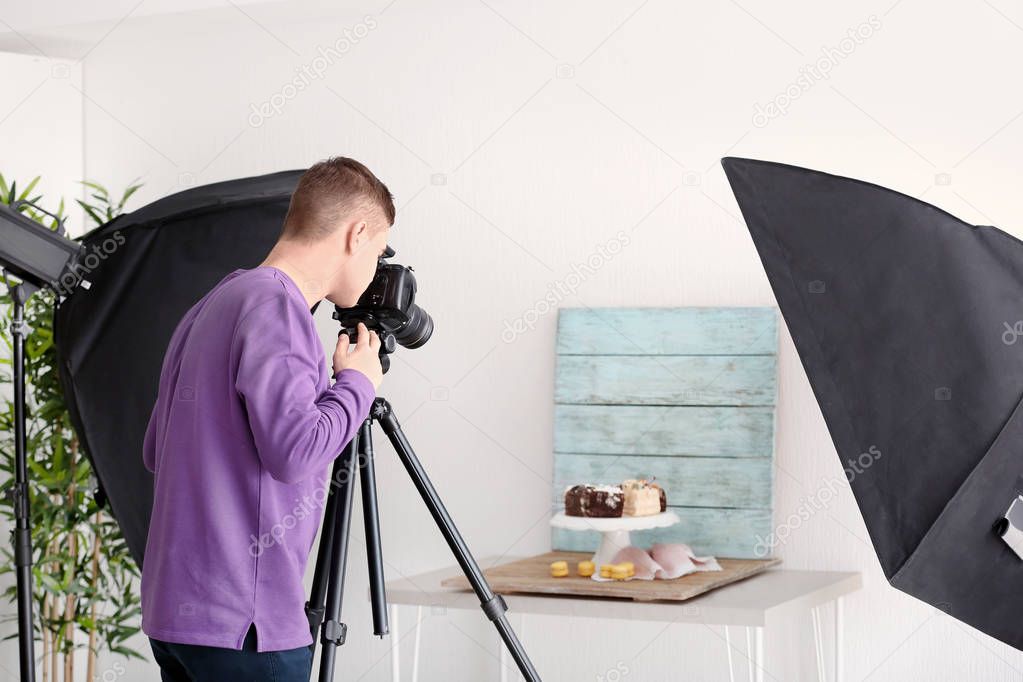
left=550, top=560, right=569, bottom=578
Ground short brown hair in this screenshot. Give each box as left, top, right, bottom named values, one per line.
left=282, top=157, right=395, bottom=241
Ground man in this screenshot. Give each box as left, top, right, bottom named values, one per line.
left=140, top=157, right=393, bottom=680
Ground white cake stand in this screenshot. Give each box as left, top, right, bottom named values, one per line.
left=550, top=511, right=680, bottom=576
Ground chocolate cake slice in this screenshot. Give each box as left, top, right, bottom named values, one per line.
left=564, top=484, right=623, bottom=517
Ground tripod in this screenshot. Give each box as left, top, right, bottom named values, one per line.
left=303, top=394, right=541, bottom=681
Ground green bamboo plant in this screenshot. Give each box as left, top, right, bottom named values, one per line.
left=0, top=176, right=143, bottom=682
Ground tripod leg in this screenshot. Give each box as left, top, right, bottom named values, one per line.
left=373, top=399, right=542, bottom=682
left=358, top=425, right=389, bottom=637
left=316, top=422, right=367, bottom=682
left=305, top=437, right=354, bottom=646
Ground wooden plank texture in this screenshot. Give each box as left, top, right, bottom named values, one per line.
left=556, top=308, right=777, bottom=356
left=440, top=551, right=782, bottom=602
left=555, top=355, right=777, bottom=406
left=552, top=307, right=778, bottom=562
left=553, top=454, right=773, bottom=509
left=551, top=507, right=773, bottom=559
left=554, top=404, right=775, bottom=457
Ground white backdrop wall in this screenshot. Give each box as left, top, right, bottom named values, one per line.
left=1, top=53, right=83, bottom=228
left=4, top=0, right=1023, bottom=680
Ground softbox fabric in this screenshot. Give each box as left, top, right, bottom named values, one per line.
left=55, top=171, right=303, bottom=566
left=722, top=157, right=1023, bottom=649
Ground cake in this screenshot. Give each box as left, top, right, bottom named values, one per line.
left=564, top=484, right=623, bottom=517
left=622, top=478, right=666, bottom=517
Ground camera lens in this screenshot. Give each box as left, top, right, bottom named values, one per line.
left=395, top=304, right=433, bottom=349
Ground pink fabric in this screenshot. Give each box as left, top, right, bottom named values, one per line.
left=605, top=544, right=723, bottom=581
left=610, top=546, right=662, bottom=580
left=651, top=543, right=722, bottom=579
left=650, top=543, right=698, bottom=579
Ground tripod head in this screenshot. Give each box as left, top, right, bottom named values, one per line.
left=375, top=330, right=398, bottom=374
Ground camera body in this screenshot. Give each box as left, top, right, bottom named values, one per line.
left=333, top=256, right=432, bottom=350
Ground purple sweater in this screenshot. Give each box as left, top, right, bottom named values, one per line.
left=140, top=266, right=375, bottom=652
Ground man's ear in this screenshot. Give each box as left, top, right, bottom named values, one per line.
left=345, top=219, right=367, bottom=255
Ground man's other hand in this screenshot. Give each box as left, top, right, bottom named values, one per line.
left=334, top=322, right=383, bottom=389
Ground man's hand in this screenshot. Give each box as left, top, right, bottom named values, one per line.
left=334, top=322, right=383, bottom=389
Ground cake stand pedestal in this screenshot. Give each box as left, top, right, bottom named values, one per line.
left=550, top=511, right=680, bottom=577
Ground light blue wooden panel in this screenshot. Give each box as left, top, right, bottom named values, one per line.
left=553, top=454, right=773, bottom=509
left=551, top=507, right=773, bottom=559
left=552, top=307, right=778, bottom=560
left=554, top=405, right=775, bottom=457
left=557, top=307, right=777, bottom=356
left=555, top=355, right=777, bottom=406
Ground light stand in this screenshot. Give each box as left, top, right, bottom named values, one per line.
left=0, top=200, right=86, bottom=682
left=8, top=280, right=37, bottom=682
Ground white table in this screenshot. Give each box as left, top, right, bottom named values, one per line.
left=381, top=558, right=861, bottom=682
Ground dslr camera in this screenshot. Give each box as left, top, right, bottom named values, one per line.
left=333, top=246, right=432, bottom=369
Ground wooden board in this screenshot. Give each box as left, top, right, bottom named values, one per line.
left=441, top=551, right=782, bottom=602
left=553, top=307, right=778, bottom=559
left=553, top=404, right=775, bottom=457
left=555, top=355, right=777, bottom=406
left=556, top=308, right=778, bottom=355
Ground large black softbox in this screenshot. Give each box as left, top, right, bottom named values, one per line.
left=55, top=171, right=303, bottom=566
left=722, top=157, right=1023, bottom=650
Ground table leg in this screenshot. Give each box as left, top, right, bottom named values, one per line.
left=724, top=626, right=736, bottom=682
left=754, top=627, right=763, bottom=682
left=390, top=604, right=401, bottom=682
left=811, top=606, right=825, bottom=682
left=835, top=597, right=844, bottom=682
left=745, top=628, right=753, bottom=682
left=411, top=605, right=422, bottom=682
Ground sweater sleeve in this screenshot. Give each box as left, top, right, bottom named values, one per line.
left=233, top=293, right=376, bottom=484
left=142, top=402, right=159, bottom=473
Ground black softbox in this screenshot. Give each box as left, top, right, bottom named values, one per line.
left=55, top=171, right=303, bottom=566
left=723, top=157, right=1023, bottom=650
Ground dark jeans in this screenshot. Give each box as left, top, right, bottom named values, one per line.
left=149, top=624, right=312, bottom=682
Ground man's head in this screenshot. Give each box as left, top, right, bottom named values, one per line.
left=278, top=157, right=394, bottom=307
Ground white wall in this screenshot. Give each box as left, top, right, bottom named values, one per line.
left=1, top=52, right=83, bottom=230
left=6, top=0, right=1023, bottom=679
